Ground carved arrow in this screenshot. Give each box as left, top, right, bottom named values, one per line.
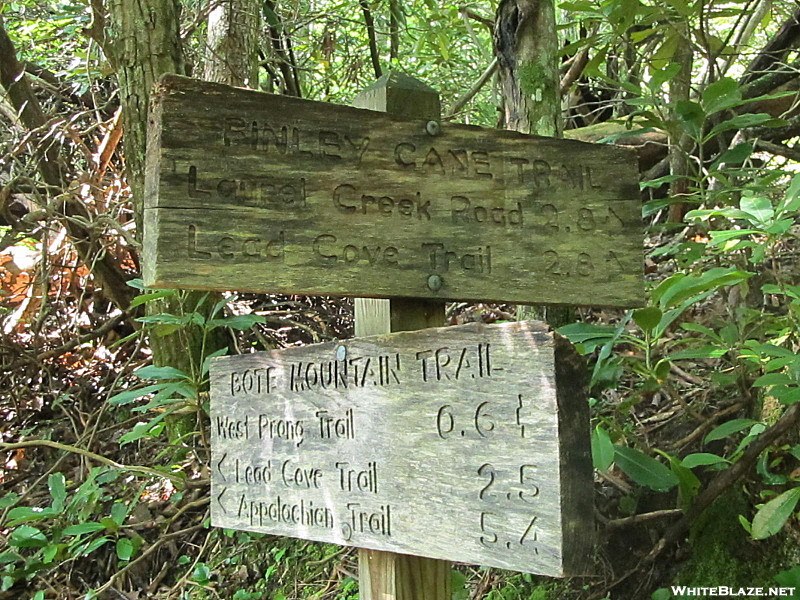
left=216, top=452, right=227, bottom=482
left=216, top=487, right=227, bottom=514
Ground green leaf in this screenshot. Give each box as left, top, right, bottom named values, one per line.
left=108, top=383, right=172, bottom=406
left=111, top=502, right=127, bottom=526
left=613, top=446, right=679, bottom=492
left=0, top=493, right=18, bottom=510
left=652, top=588, right=673, bottom=600
left=633, top=306, right=662, bottom=334
left=674, top=100, right=704, bottom=137
left=651, top=33, right=679, bottom=72
left=667, top=346, right=727, bottom=360
left=79, top=536, right=109, bottom=556
left=116, top=538, right=135, bottom=561
left=668, top=455, right=700, bottom=508
left=48, top=473, right=66, bottom=513
left=704, top=418, right=759, bottom=444
left=711, top=141, right=753, bottom=169
left=119, top=417, right=166, bottom=446
left=740, top=195, right=774, bottom=224
left=9, top=526, right=47, bottom=548
left=557, top=322, right=617, bottom=343
left=701, top=77, right=741, bottom=115
left=63, top=522, right=106, bottom=535
left=134, top=365, right=189, bottom=381
left=202, top=348, right=229, bottom=376
left=192, top=562, right=211, bottom=584
left=754, top=373, right=794, bottom=386
left=592, top=426, right=615, bottom=471
left=451, top=569, right=468, bottom=600
left=128, top=290, right=176, bottom=308
left=751, top=487, right=800, bottom=540
left=706, top=113, right=775, bottom=139
left=126, top=278, right=145, bottom=290
left=681, top=453, right=728, bottom=468
left=42, top=542, right=60, bottom=563
left=774, top=565, right=800, bottom=592
left=708, top=229, right=760, bottom=246
left=262, top=2, right=282, bottom=32
left=5, top=506, right=58, bottom=526
left=655, top=268, right=751, bottom=310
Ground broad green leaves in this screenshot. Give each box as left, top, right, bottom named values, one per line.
left=614, top=446, right=679, bottom=492
left=751, top=488, right=800, bottom=540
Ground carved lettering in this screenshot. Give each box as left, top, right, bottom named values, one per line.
left=316, top=408, right=354, bottom=440
left=332, top=184, right=430, bottom=220
left=393, top=144, right=495, bottom=178
left=422, top=243, right=492, bottom=274
left=341, top=503, right=391, bottom=541
left=311, top=234, right=400, bottom=267
left=220, top=118, right=368, bottom=163
left=240, top=494, right=334, bottom=529
left=257, top=414, right=304, bottom=447
left=451, top=197, right=523, bottom=226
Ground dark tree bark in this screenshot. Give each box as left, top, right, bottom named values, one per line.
left=494, top=0, right=560, bottom=136
left=204, top=0, right=261, bottom=87
left=103, top=0, right=186, bottom=218
left=741, top=7, right=800, bottom=85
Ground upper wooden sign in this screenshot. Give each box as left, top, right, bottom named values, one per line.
left=143, top=75, right=643, bottom=306
left=209, top=321, right=592, bottom=576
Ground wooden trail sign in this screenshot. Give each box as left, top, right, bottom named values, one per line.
left=144, top=75, right=643, bottom=307
left=210, top=320, right=592, bottom=576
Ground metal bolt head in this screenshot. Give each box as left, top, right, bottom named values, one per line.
left=425, top=120, right=441, bottom=136
left=427, top=274, right=443, bottom=291
left=336, top=345, right=347, bottom=361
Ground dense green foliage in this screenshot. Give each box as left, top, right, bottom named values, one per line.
left=1, top=0, right=799, bottom=599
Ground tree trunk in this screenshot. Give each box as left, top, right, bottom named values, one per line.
left=204, top=0, right=261, bottom=87
left=104, top=0, right=185, bottom=222
left=494, top=0, right=561, bottom=137
left=103, top=0, right=230, bottom=385
left=668, top=23, right=694, bottom=224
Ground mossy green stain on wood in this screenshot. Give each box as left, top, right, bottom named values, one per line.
left=143, top=75, right=643, bottom=307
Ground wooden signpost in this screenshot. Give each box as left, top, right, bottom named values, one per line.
left=142, top=74, right=643, bottom=308
left=210, top=321, right=591, bottom=577
left=143, top=72, right=645, bottom=597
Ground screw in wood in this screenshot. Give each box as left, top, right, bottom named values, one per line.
left=425, top=120, right=440, bottom=136
left=427, top=274, right=443, bottom=291
left=336, top=345, right=347, bottom=361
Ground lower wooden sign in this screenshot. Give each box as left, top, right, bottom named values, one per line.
left=210, top=321, right=592, bottom=576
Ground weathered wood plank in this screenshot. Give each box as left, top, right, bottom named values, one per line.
left=352, top=71, right=450, bottom=600
left=209, top=320, right=592, bottom=576
left=143, top=74, right=643, bottom=307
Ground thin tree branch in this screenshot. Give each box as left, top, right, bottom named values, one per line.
left=0, top=440, right=185, bottom=483
left=754, top=138, right=800, bottom=161
left=560, top=47, right=590, bottom=95
left=0, top=20, right=134, bottom=312
left=606, top=509, right=684, bottom=530
left=93, top=522, right=206, bottom=597
left=446, top=58, right=498, bottom=118
left=741, top=6, right=800, bottom=85
left=645, top=403, right=800, bottom=563
left=360, top=0, right=382, bottom=78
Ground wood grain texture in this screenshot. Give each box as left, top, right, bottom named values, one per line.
left=352, top=71, right=450, bottom=600
left=209, top=320, right=592, bottom=576
left=143, top=74, right=643, bottom=307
